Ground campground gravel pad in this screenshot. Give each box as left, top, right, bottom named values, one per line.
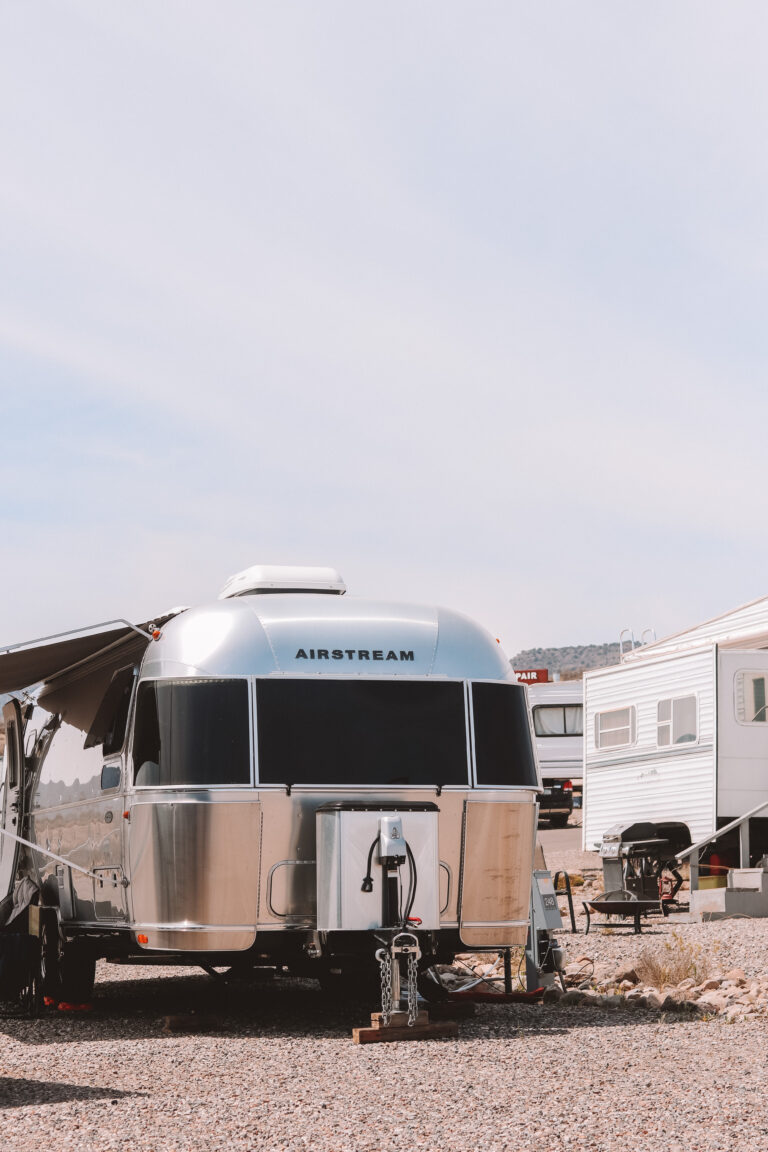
left=1, top=963, right=767, bottom=1151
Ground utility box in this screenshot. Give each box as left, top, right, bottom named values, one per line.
left=316, top=803, right=440, bottom=932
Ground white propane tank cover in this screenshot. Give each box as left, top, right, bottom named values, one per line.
left=218, top=564, right=346, bottom=599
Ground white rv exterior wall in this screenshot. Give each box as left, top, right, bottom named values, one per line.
left=622, top=594, right=768, bottom=663
left=583, top=648, right=716, bottom=850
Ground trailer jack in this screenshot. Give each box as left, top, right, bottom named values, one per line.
left=352, top=932, right=461, bottom=1044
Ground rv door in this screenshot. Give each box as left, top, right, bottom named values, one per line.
left=0, top=699, right=24, bottom=900
left=718, top=649, right=768, bottom=819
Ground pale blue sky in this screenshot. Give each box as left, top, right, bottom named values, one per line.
left=2, top=3, right=768, bottom=654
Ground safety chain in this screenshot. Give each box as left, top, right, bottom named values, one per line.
left=377, top=947, right=393, bottom=1026
left=406, top=948, right=419, bottom=1026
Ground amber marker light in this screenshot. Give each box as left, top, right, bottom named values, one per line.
left=137, top=934, right=149, bottom=945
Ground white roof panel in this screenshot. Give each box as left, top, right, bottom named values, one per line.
left=623, top=593, right=768, bottom=662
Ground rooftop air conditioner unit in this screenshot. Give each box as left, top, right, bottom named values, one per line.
left=218, top=564, right=346, bottom=599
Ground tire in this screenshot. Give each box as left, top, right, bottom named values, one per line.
left=549, top=813, right=570, bottom=828
left=318, top=968, right=380, bottom=1005
left=417, top=966, right=450, bottom=1003
left=57, top=943, right=96, bottom=1005
left=20, top=949, right=42, bottom=1018
left=40, top=914, right=62, bottom=1002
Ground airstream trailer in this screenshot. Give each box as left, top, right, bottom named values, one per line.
left=0, top=566, right=540, bottom=1007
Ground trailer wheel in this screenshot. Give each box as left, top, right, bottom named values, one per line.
left=40, top=914, right=62, bottom=1003
left=318, top=968, right=380, bottom=1005
left=20, top=954, right=42, bottom=1018
left=57, top=942, right=96, bottom=1005
left=417, top=966, right=450, bottom=1003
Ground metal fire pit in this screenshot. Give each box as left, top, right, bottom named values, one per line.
left=582, top=889, right=670, bottom=934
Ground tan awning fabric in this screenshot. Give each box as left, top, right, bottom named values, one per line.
left=0, top=612, right=178, bottom=695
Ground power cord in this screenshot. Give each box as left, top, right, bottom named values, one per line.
left=361, top=835, right=380, bottom=892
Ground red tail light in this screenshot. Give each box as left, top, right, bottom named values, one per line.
left=562, top=780, right=573, bottom=792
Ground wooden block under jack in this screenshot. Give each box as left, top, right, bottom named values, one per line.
left=353, top=1009, right=459, bottom=1044
left=369, top=1009, right=427, bottom=1029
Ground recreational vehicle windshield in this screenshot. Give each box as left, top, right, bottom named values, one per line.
left=0, top=567, right=540, bottom=1006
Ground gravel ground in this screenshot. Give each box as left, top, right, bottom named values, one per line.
left=558, top=909, right=768, bottom=980
left=2, top=830, right=767, bottom=1152
left=542, top=823, right=768, bottom=980
left=2, top=954, right=767, bottom=1151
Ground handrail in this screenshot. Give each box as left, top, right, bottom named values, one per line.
left=676, top=799, right=768, bottom=862
left=618, top=629, right=636, bottom=661
left=552, top=870, right=577, bottom=933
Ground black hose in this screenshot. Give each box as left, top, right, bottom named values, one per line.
left=361, top=835, right=380, bottom=892
left=403, top=841, right=418, bottom=924
left=361, top=833, right=418, bottom=928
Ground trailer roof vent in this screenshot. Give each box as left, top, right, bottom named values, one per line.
left=218, top=565, right=346, bottom=599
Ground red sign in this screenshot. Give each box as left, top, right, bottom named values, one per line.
left=514, top=668, right=549, bottom=684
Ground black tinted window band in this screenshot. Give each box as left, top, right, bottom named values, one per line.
left=256, top=679, right=468, bottom=787
left=133, top=679, right=250, bottom=786
left=472, top=682, right=538, bottom=787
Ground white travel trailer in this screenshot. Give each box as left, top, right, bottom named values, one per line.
left=526, top=680, right=583, bottom=826
left=0, top=566, right=541, bottom=1007
left=583, top=594, right=768, bottom=868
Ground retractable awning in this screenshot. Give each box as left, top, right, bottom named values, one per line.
left=0, top=611, right=181, bottom=695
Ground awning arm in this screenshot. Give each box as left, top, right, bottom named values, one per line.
left=0, top=825, right=128, bottom=887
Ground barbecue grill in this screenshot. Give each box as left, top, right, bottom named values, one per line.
left=599, top=820, right=691, bottom=903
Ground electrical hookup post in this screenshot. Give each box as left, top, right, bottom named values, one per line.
left=525, top=869, right=567, bottom=992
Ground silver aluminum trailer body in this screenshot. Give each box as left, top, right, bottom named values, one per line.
left=583, top=592, right=768, bottom=859
left=0, top=568, right=540, bottom=1000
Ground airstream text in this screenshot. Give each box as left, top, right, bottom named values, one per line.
left=295, top=648, right=414, bottom=661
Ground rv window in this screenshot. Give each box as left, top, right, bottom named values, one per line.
left=533, top=705, right=584, bottom=737
left=472, top=683, right=538, bottom=786
left=256, top=679, right=468, bottom=787
left=100, top=762, right=121, bottom=790
left=657, top=695, right=697, bottom=746
left=594, top=706, right=636, bottom=750
left=133, top=679, right=250, bottom=787
left=84, top=666, right=136, bottom=754
left=735, top=673, right=768, bottom=723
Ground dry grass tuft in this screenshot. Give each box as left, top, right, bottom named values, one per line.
left=635, top=931, right=711, bottom=988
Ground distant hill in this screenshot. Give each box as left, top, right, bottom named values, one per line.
left=509, top=643, right=621, bottom=680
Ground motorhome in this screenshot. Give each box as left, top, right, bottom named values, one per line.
left=0, top=566, right=541, bottom=1005
left=583, top=594, right=768, bottom=869
left=527, top=680, right=582, bottom=826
